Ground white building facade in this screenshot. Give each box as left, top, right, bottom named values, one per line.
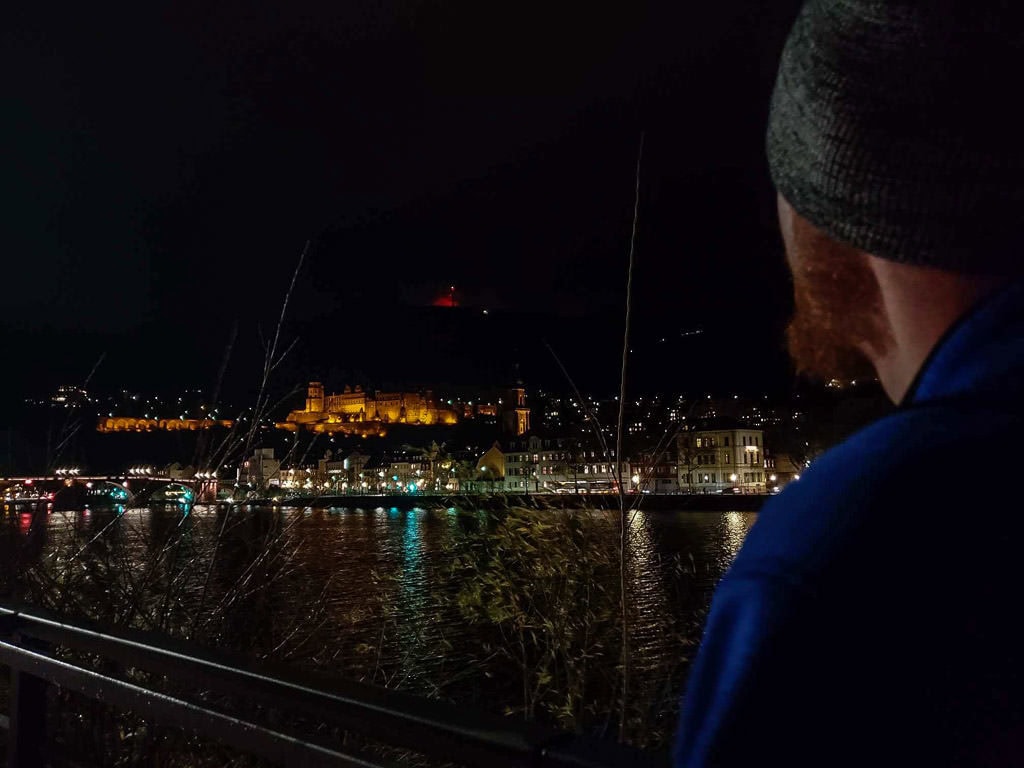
left=237, top=448, right=282, bottom=487
left=678, top=427, right=767, bottom=494
left=504, top=435, right=627, bottom=493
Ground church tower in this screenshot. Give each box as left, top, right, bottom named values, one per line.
left=501, top=384, right=531, bottom=436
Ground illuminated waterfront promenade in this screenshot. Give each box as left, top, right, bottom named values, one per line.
left=1, top=477, right=767, bottom=512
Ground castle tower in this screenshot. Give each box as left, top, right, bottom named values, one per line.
left=305, top=382, right=325, bottom=413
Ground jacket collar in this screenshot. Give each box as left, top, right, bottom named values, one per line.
left=904, top=280, right=1024, bottom=407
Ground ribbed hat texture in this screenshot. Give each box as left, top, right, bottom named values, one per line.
left=767, top=1, right=1024, bottom=273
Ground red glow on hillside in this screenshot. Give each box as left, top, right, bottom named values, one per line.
left=433, top=286, right=457, bottom=307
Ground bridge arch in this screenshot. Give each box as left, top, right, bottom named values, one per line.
left=88, top=481, right=133, bottom=505
left=52, top=480, right=132, bottom=510
left=148, top=482, right=195, bottom=504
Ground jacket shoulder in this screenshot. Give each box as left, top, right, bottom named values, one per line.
left=737, top=401, right=1012, bottom=580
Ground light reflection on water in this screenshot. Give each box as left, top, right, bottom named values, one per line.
left=721, top=511, right=752, bottom=569
left=3, top=504, right=756, bottom=713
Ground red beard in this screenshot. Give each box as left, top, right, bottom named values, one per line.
left=784, top=217, right=891, bottom=382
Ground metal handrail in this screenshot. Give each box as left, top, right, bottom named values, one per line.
left=0, top=603, right=664, bottom=768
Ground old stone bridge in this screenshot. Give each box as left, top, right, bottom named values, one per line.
left=0, top=474, right=218, bottom=509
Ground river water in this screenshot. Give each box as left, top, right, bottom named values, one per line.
left=1, top=504, right=756, bottom=748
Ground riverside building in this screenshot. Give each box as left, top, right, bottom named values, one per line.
left=677, top=425, right=767, bottom=494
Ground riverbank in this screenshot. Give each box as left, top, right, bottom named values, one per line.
left=274, top=492, right=768, bottom=512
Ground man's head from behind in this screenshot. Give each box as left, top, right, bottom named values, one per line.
left=768, top=0, right=1024, bottom=399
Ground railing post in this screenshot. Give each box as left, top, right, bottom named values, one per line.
left=6, top=641, right=48, bottom=768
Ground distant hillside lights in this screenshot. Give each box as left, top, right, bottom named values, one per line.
left=52, top=384, right=89, bottom=407
left=279, top=382, right=531, bottom=436
left=97, top=417, right=234, bottom=433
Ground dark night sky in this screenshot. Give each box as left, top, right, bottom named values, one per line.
left=3, top=1, right=805, bottom=404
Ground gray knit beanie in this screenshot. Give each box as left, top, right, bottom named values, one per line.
left=767, top=1, right=1024, bottom=273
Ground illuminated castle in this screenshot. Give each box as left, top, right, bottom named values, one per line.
left=279, top=383, right=458, bottom=436
left=279, top=382, right=530, bottom=436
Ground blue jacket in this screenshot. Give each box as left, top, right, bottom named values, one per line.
left=674, top=282, right=1024, bottom=766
